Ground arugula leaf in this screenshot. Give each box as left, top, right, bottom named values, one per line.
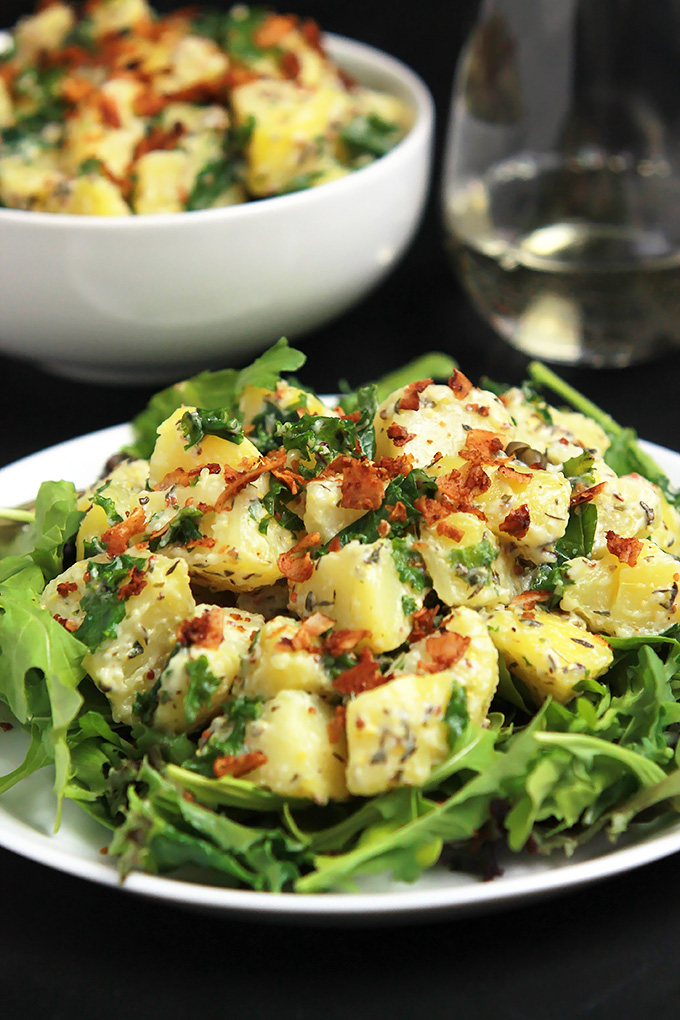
left=531, top=503, right=597, bottom=602
left=126, top=339, right=306, bottom=459
left=0, top=585, right=85, bottom=823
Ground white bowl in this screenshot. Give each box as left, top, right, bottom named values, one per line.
left=0, top=34, right=434, bottom=384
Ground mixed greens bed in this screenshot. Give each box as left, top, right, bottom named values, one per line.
left=3, top=340, right=680, bottom=895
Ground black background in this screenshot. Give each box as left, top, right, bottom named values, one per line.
left=3, top=3, right=680, bottom=1018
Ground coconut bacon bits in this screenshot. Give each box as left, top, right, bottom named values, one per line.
left=0, top=1, right=411, bottom=214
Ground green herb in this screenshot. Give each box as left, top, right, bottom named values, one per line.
left=76, top=554, right=147, bottom=652
left=248, top=395, right=308, bottom=455
left=391, top=538, right=431, bottom=592
left=447, top=538, right=498, bottom=583
left=134, top=678, right=161, bottom=727
left=183, top=656, right=223, bottom=726
left=148, top=507, right=204, bottom=552
left=444, top=683, right=469, bottom=749
left=531, top=502, right=597, bottom=603
left=402, top=595, right=418, bottom=616
left=179, top=408, right=245, bottom=449
left=258, top=477, right=303, bottom=535
left=340, top=113, right=403, bottom=161
left=92, top=490, right=123, bottom=526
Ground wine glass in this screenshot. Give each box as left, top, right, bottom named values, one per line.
left=442, top=0, right=680, bottom=367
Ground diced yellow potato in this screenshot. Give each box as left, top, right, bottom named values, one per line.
left=650, top=489, right=680, bottom=555
left=417, top=510, right=517, bottom=608
left=231, top=78, right=351, bottom=196
left=41, top=550, right=195, bottom=723
left=154, top=607, right=264, bottom=732
left=562, top=540, right=680, bottom=637
left=89, top=0, right=152, bottom=37
left=76, top=460, right=165, bottom=558
left=169, top=475, right=296, bottom=592
left=14, top=3, right=75, bottom=61
left=0, top=152, right=63, bottom=210
left=238, top=615, right=335, bottom=700
left=501, top=387, right=610, bottom=466
left=0, top=80, right=15, bottom=130
left=289, top=538, right=424, bottom=653
left=45, top=174, right=131, bottom=216
left=159, top=102, right=229, bottom=136
left=132, top=149, right=191, bottom=215
left=487, top=605, right=613, bottom=704
left=244, top=690, right=348, bottom=803
left=346, top=607, right=498, bottom=795
left=473, top=463, right=571, bottom=560
left=148, top=405, right=260, bottom=488
left=590, top=472, right=662, bottom=556
left=239, top=380, right=331, bottom=426
left=62, top=111, right=144, bottom=180
left=302, top=475, right=366, bottom=544
left=374, top=382, right=514, bottom=468
left=393, top=607, right=500, bottom=725
left=155, top=35, right=229, bottom=96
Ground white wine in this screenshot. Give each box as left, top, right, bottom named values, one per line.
left=444, top=154, right=680, bottom=366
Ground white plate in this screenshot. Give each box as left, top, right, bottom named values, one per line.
left=2, top=425, right=680, bottom=922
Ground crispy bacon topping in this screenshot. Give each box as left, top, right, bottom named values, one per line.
left=213, top=751, right=267, bottom=779
left=134, top=122, right=185, bottom=161
left=327, top=705, right=347, bottom=744
left=215, top=448, right=287, bottom=511
left=424, top=631, right=470, bottom=671
left=409, top=605, right=440, bottom=642
left=177, top=607, right=224, bottom=649
left=435, top=519, right=465, bottom=542
left=448, top=369, right=473, bottom=400
left=499, top=504, right=531, bottom=539
left=253, top=12, right=297, bottom=46
left=117, top=566, right=147, bottom=601
left=278, top=532, right=321, bottom=583
left=498, top=463, right=531, bottom=485
left=386, top=424, right=415, bottom=448
left=338, top=457, right=387, bottom=510
left=414, top=495, right=449, bottom=527
left=101, top=507, right=147, bottom=556
left=397, top=378, right=433, bottom=413
left=323, top=628, right=369, bottom=657
left=290, top=612, right=334, bottom=651
left=53, top=613, right=79, bottom=633
left=606, top=531, right=642, bottom=567
left=387, top=501, right=408, bottom=522
left=155, top=463, right=222, bottom=490
left=332, top=648, right=386, bottom=695
left=271, top=464, right=306, bottom=496
left=375, top=455, right=413, bottom=479
left=328, top=535, right=341, bottom=553
left=510, top=590, right=550, bottom=611
left=56, top=581, right=79, bottom=598
left=460, top=429, right=505, bottom=463
left=570, top=481, right=606, bottom=508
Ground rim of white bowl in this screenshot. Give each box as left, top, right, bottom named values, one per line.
left=0, top=32, right=434, bottom=230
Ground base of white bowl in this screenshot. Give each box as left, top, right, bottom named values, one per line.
left=38, top=357, right=230, bottom=386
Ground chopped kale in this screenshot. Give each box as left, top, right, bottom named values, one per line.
left=179, top=408, right=245, bottom=449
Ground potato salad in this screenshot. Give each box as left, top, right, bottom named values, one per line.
left=0, top=1, right=410, bottom=214
left=3, top=342, right=680, bottom=893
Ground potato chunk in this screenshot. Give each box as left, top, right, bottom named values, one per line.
left=374, top=382, right=514, bottom=469
left=243, top=690, right=348, bottom=803
left=154, top=607, right=263, bottom=733
left=562, top=540, right=680, bottom=637
left=41, top=550, right=195, bottom=723
left=345, top=607, right=498, bottom=795
left=302, top=475, right=367, bottom=544
left=289, top=538, right=424, bottom=653
left=487, top=605, right=613, bottom=704
left=238, top=615, right=335, bottom=700
left=418, top=511, right=517, bottom=608
left=148, top=405, right=260, bottom=488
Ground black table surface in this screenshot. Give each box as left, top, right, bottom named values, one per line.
left=3, top=3, right=680, bottom=1018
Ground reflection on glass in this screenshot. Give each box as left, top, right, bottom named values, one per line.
left=443, top=0, right=680, bottom=366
